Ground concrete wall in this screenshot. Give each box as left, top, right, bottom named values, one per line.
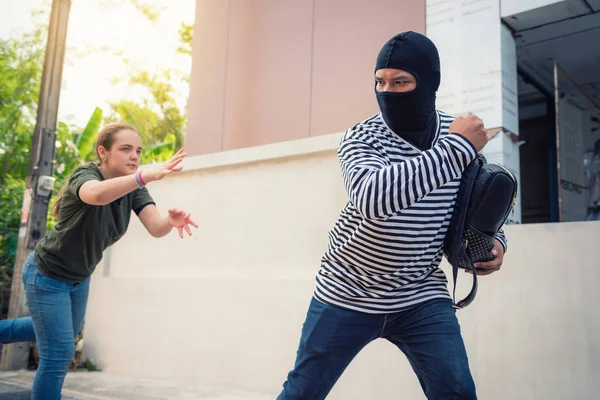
left=84, top=136, right=600, bottom=400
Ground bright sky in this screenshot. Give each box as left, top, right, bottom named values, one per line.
left=0, top=0, right=196, bottom=128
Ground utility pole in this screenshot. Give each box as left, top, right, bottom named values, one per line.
left=1, top=0, right=72, bottom=370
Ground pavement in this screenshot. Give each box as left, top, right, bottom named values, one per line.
left=0, top=370, right=273, bottom=400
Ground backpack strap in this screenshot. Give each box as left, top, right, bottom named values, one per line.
left=452, top=246, right=478, bottom=309
left=445, top=155, right=485, bottom=309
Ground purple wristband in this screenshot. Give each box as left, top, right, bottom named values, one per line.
left=134, top=171, right=144, bottom=188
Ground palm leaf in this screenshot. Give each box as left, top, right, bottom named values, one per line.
left=116, top=104, right=141, bottom=132
left=76, top=107, right=103, bottom=159
left=142, top=133, right=176, bottom=163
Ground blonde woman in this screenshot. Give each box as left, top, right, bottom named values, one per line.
left=0, top=123, right=197, bottom=399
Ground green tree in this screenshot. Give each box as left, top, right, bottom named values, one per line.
left=0, top=2, right=194, bottom=315
left=128, top=0, right=163, bottom=22
left=100, top=0, right=165, bottom=23
left=177, top=22, right=193, bottom=57
left=0, top=27, right=46, bottom=282
left=107, top=68, right=185, bottom=163
left=0, top=21, right=103, bottom=288
left=0, top=177, right=25, bottom=282
left=106, top=10, right=194, bottom=163
left=0, top=27, right=46, bottom=183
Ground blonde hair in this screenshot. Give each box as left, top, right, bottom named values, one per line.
left=53, top=123, right=139, bottom=218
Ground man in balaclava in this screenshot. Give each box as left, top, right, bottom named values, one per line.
left=277, top=32, right=506, bottom=400
left=375, top=31, right=441, bottom=150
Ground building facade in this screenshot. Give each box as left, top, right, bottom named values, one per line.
left=185, top=0, right=600, bottom=224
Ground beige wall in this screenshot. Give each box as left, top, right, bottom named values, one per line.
left=185, top=0, right=426, bottom=155
left=84, top=136, right=600, bottom=400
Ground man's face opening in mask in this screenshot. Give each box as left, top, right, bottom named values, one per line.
left=375, top=68, right=417, bottom=93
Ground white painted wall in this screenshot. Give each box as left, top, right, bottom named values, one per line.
left=426, top=0, right=522, bottom=222
left=427, top=0, right=501, bottom=126
left=427, top=0, right=519, bottom=132
left=84, top=137, right=600, bottom=400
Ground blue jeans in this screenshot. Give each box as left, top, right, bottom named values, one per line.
left=0, top=317, right=36, bottom=343
left=0, top=253, right=90, bottom=400
left=278, top=297, right=476, bottom=400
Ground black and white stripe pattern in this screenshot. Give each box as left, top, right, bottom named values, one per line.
left=314, top=112, right=507, bottom=313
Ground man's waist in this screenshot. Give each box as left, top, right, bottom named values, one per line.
left=317, top=264, right=444, bottom=292
left=313, top=282, right=451, bottom=314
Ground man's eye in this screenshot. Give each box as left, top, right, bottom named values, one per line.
left=395, top=81, right=407, bottom=85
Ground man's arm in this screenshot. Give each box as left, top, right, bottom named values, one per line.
left=340, top=134, right=476, bottom=220
left=495, top=229, right=507, bottom=253
left=340, top=115, right=488, bottom=221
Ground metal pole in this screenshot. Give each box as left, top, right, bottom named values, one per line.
left=1, top=0, right=72, bottom=371
left=554, top=62, right=563, bottom=223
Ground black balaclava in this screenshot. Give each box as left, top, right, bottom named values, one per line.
left=375, top=31, right=441, bottom=150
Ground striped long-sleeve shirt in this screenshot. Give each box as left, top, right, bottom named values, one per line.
left=314, top=111, right=507, bottom=313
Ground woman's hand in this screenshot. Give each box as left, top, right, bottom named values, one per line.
left=167, top=208, right=199, bottom=238
left=143, top=148, right=187, bottom=183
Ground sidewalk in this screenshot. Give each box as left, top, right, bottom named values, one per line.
left=0, top=371, right=273, bottom=400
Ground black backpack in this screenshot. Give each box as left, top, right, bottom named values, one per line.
left=443, top=154, right=518, bottom=309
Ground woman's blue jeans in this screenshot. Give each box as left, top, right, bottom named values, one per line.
left=0, top=253, right=90, bottom=400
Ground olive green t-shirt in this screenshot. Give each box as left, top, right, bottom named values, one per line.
left=34, top=163, right=155, bottom=282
